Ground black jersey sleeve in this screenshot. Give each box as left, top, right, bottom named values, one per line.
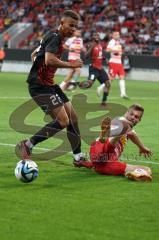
left=45, top=34, right=60, bottom=54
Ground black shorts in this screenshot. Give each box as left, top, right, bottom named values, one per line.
left=28, top=84, right=69, bottom=114
left=88, top=66, right=109, bottom=84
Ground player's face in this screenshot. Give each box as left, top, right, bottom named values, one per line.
left=113, top=32, right=120, bottom=40
left=93, top=34, right=100, bottom=42
left=61, top=17, right=78, bottom=37
left=125, top=109, right=143, bottom=127
left=74, top=30, right=81, bottom=37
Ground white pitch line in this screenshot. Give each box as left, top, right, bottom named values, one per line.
left=0, top=96, right=30, bottom=99
left=0, top=142, right=159, bottom=165
left=120, top=158, right=159, bottom=165
left=0, top=142, right=69, bottom=153
left=110, top=97, right=159, bottom=100
left=0, top=142, right=49, bottom=151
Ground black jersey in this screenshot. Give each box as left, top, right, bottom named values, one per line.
left=27, top=30, right=63, bottom=86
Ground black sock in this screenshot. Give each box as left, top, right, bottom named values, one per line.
left=67, top=122, right=81, bottom=154
left=30, top=120, right=63, bottom=146
left=102, top=92, right=108, bottom=102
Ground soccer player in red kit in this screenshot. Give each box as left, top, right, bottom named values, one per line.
left=80, top=33, right=110, bottom=106
left=84, top=104, right=152, bottom=181
left=15, top=10, right=90, bottom=167
left=107, top=31, right=129, bottom=99
left=60, top=29, right=86, bottom=91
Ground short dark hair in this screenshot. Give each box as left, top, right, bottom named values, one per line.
left=63, top=10, right=80, bottom=21
left=128, top=104, right=144, bottom=114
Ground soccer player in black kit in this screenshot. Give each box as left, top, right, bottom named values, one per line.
left=15, top=10, right=90, bottom=167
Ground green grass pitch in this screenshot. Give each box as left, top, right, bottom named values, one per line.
left=0, top=72, right=159, bottom=240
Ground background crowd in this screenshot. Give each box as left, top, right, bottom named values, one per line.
left=0, top=0, right=159, bottom=55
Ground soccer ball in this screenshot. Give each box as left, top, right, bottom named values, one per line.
left=15, top=160, right=38, bottom=183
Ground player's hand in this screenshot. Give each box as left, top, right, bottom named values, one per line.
left=139, top=146, right=152, bottom=158
left=70, top=59, right=83, bottom=68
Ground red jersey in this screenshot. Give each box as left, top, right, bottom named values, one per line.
left=91, top=44, right=103, bottom=70
left=90, top=134, right=128, bottom=164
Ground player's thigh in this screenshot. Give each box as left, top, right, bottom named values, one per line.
left=29, top=85, right=69, bottom=125
left=108, top=62, right=116, bottom=79
left=64, top=101, right=78, bottom=123
left=118, top=64, right=125, bottom=78
left=29, top=85, right=63, bottom=112
left=49, top=105, right=69, bottom=126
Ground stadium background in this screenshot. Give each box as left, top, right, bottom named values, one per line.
left=0, top=1, right=159, bottom=240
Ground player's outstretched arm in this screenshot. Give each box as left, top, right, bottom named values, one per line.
left=127, top=130, right=152, bottom=158
left=45, top=52, right=83, bottom=68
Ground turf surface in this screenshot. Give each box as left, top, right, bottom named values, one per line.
left=0, top=72, right=159, bottom=240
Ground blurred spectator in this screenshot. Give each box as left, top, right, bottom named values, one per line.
left=123, top=55, right=131, bottom=75
left=3, top=32, right=11, bottom=48
left=153, top=48, right=159, bottom=56
left=0, top=47, right=5, bottom=71
left=0, top=0, right=159, bottom=55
